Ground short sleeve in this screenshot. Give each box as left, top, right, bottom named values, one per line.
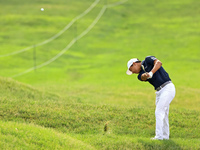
left=145, top=56, right=157, bottom=65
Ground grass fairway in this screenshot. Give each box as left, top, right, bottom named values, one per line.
left=0, top=0, right=200, bottom=149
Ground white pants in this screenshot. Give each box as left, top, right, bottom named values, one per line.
left=155, top=83, right=175, bottom=140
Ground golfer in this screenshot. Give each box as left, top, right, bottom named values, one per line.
left=126, top=56, right=176, bottom=140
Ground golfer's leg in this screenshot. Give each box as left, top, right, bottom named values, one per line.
left=155, top=89, right=171, bottom=140
left=155, top=91, right=163, bottom=139
left=156, top=83, right=175, bottom=140
left=162, top=83, right=176, bottom=139
left=155, top=103, right=165, bottom=140
left=163, top=106, right=169, bottom=139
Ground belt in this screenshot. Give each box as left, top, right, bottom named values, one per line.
left=156, top=81, right=172, bottom=91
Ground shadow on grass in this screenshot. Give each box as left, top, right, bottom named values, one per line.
left=137, top=139, right=182, bottom=150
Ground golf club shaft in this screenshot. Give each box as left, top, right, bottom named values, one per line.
left=141, top=65, right=148, bottom=75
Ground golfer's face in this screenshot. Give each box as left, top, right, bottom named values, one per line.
left=129, top=63, right=140, bottom=74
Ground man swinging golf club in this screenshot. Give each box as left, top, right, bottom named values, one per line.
left=126, top=56, right=176, bottom=140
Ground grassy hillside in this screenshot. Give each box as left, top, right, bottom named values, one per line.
left=0, top=121, right=95, bottom=150
left=0, top=0, right=200, bottom=149
left=0, top=77, right=200, bottom=149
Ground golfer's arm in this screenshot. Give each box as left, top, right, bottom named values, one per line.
left=150, top=59, right=162, bottom=74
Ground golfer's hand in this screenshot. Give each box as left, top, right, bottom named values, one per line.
left=141, top=73, right=150, bottom=81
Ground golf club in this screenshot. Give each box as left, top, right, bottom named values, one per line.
left=141, top=65, right=148, bottom=75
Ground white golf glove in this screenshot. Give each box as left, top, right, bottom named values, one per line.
left=147, top=72, right=153, bottom=79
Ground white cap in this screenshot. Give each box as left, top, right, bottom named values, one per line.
left=126, top=58, right=138, bottom=75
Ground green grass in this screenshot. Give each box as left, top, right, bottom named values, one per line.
left=0, top=77, right=200, bottom=149
left=0, top=0, right=200, bottom=149
left=0, top=121, right=95, bottom=150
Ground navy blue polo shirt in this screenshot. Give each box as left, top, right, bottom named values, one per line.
left=138, top=56, right=171, bottom=90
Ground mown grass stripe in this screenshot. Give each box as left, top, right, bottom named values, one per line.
left=10, top=0, right=127, bottom=78
left=0, top=0, right=100, bottom=58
